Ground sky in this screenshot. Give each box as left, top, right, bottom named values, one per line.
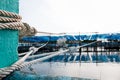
left=19, top=0, right=120, bottom=34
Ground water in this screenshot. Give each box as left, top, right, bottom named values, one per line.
left=4, top=71, right=94, bottom=80
left=26, top=52, right=120, bottom=62
left=4, top=52, right=120, bottom=80
left=4, top=62, right=120, bottom=80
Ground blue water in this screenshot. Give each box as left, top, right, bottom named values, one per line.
left=26, top=52, right=120, bottom=63
left=4, top=71, right=95, bottom=80
left=4, top=52, right=120, bottom=80
left=4, top=62, right=98, bottom=80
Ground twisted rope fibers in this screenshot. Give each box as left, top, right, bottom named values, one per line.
left=0, top=10, right=37, bottom=79
left=0, top=10, right=37, bottom=37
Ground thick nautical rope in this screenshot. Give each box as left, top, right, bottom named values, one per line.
left=0, top=41, right=100, bottom=79
left=0, top=42, right=49, bottom=79
left=0, top=10, right=37, bottom=38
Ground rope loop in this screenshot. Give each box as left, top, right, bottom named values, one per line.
left=0, top=10, right=37, bottom=38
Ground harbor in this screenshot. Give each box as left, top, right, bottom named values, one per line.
left=0, top=0, right=120, bottom=80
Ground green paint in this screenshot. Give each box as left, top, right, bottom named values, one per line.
left=0, top=0, right=19, bottom=68
left=0, top=30, right=19, bottom=68
left=0, top=0, right=19, bottom=13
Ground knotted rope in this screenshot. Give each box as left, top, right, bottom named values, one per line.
left=0, top=10, right=37, bottom=38
left=0, top=10, right=37, bottom=79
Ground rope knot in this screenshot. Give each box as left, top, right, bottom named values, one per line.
left=0, top=10, right=37, bottom=38
left=29, top=47, right=39, bottom=53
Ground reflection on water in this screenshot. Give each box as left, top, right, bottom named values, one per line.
left=4, top=71, right=95, bottom=80
left=4, top=62, right=120, bottom=80
left=22, top=62, right=100, bottom=79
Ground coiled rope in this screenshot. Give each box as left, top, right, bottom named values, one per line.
left=0, top=10, right=101, bottom=80
left=0, top=10, right=37, bottom=38
left=0, top=10, right=38, bottom=79
left=0, top=10, right=68, bottom=79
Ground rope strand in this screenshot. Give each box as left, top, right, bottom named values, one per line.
left=0, top=10, right=37, bottom=38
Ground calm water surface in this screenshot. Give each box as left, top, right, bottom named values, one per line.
left=4, top=62, right=120, bottom=80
